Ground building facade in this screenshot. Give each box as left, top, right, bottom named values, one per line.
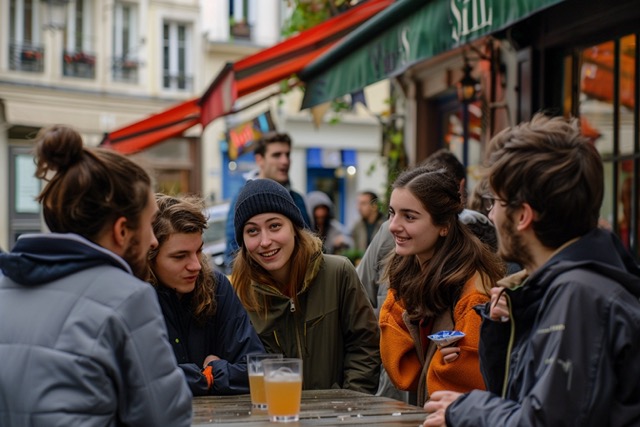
left=0, top=0, right=388, bottom=250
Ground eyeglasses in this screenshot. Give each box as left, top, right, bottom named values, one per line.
left=481, top=195, right=506, bottom=212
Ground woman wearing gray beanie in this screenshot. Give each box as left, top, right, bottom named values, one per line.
left=231, top=178, right=380, bottom=393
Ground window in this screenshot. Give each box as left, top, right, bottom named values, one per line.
left=9, top=146, right=42, bottom=248
left=163, top=21, right=192, bottom=91
left=112, top=2, right=139, bottom=83
left=229, top=0, right=256, bottom=39
left=8, top=0, right=44, bottom=72
left=566, top=34, right=639, bottom=257
left=63, top=0, right=95, bottom=78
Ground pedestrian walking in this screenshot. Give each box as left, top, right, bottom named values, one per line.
left=231, top=178, right=380, bottom=393
left=424, top=113, right=640, bottom=426
left=306, top=190, right=353, bottom=254
left=380, top=167, right=505, bottom=406
left=148, top=194, right=265, bottom=396
left=0, top=125, right=191, bottom=426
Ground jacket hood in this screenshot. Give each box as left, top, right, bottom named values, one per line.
left=0, top=233, right=132, bottom=286
left=520, top=228, right=640, bottom=298
left=306, top=191, right=336, bottom=223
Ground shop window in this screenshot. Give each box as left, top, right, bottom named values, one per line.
left=8, top=145, right=42, bottom=249
left=130, top=137, right=200, bottom=195
left=571, top=34, right=638, bottom=257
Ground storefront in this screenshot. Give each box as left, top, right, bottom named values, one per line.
left=300, top=0, right=640, bottom=258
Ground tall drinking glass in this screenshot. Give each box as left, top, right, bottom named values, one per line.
left=262, top=358, right=303, bottom=423
left=247, top=353, right=283, bottom=410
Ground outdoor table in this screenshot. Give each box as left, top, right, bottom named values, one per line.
left=192, top=388, right=428, bottom=426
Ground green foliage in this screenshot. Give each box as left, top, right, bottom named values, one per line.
left=338, top=247, right=365, bottom=266
left=282, top=0, right=359, bottom=36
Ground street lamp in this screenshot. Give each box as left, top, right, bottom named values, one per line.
left=456, top=59, right=479, bottom=168
left=41, top=0, right=70, bottom=30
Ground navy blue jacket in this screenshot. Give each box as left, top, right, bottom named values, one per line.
left=155, top=271, right=264, bottom=396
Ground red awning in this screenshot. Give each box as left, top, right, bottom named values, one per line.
left=102, top=0, right=393, bottom=154
left=100, top=98, right=200, bottom=154
left=200, top=0, right=393, bottom=127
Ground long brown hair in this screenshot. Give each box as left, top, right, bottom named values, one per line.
left=34, top=125, right=151, bottom=241
left=147, top=194, right=216, bottom=323
left=232, top=224, right=322, bottom=315
left=383, top=167, right=504, bottom=322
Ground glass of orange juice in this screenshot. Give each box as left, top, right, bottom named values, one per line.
left=262, top=358, right=303, bottom=423
left=247, top=353, right=282, bottom=410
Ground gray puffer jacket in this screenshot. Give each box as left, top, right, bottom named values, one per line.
left=0, top=233, right=192, bottom=427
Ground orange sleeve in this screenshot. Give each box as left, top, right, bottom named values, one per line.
left=426, top=291, right=489, bottom=396
left=379, top=290, right=422, bottom=392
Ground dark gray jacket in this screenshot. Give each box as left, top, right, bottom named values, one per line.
left=0, top=233, right=192, bottom=426
left=447, top=228, right=640, bottom=426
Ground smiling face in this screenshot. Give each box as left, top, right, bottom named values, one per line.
left=152, top=232, right=203, bottom=296
left=242, top=212, right=296, bottom=284
left=388, top=188, right=446, bottom=264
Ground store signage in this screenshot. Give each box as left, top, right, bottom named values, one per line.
left=450, top=0, right=493, bottom=44
left=301, top=0, right=566, bottom=109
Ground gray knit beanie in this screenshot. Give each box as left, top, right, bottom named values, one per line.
left=234, top=178, right=305, bottom=247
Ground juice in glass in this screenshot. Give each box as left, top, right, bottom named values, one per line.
left=262, top=358, right=303, bottom=423
left=246, top=353, right=282, bottom=409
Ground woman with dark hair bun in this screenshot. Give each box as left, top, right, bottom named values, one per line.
left=0, top=125, right=191, bottom=426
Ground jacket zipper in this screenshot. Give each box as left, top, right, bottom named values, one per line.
left=290, top=298, right=304, bottom=359
left=501, top=292, right=515, bottom=398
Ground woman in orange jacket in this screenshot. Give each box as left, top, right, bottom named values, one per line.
left=379, top=167, right=504, bottom=406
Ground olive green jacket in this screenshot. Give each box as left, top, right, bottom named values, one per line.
left=247, top=249, right=380, bottom=394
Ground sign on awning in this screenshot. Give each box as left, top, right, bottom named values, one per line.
left=300, top=0, right=567, bottom=109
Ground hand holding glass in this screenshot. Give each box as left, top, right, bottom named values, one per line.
left=247, top=353, right=283, bottom=410
left=262, top=358, right=303, bottom=423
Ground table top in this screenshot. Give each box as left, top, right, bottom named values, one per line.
left=192, top=389, right=427, bottom=426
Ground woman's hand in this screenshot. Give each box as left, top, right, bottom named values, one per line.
left=439, top=346, right=461, bottom=363
left=203, top=354, right=220, bottom=368
left=489, top=286, right=509, bottom=322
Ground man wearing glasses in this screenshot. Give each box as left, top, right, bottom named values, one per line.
left=424, top=113, right=640, bottom=426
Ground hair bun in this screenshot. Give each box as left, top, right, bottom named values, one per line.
left=35, top=125, right=84, bottom=174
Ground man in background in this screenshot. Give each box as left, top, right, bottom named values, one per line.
left=351, top=191, right=385, bottom=254
left=224, top=131, right=311, bottom=272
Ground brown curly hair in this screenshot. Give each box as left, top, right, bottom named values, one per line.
left=147, top=194, right=217, bottom=324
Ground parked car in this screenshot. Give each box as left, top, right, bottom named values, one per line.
left=202, top=202, right=230, bottom=272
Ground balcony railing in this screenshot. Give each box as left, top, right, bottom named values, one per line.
left=163, top=72, right=193, bottom=91
left=9, top=43, right=45, bottom=72
left=63, top=50, right=96, bottom=79
left=230, top=20, right=252, bottom=39
left=112, top=56, right=139, bottom=83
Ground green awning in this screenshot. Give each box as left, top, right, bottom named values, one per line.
left=299, top=0, right=566, bottom=109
